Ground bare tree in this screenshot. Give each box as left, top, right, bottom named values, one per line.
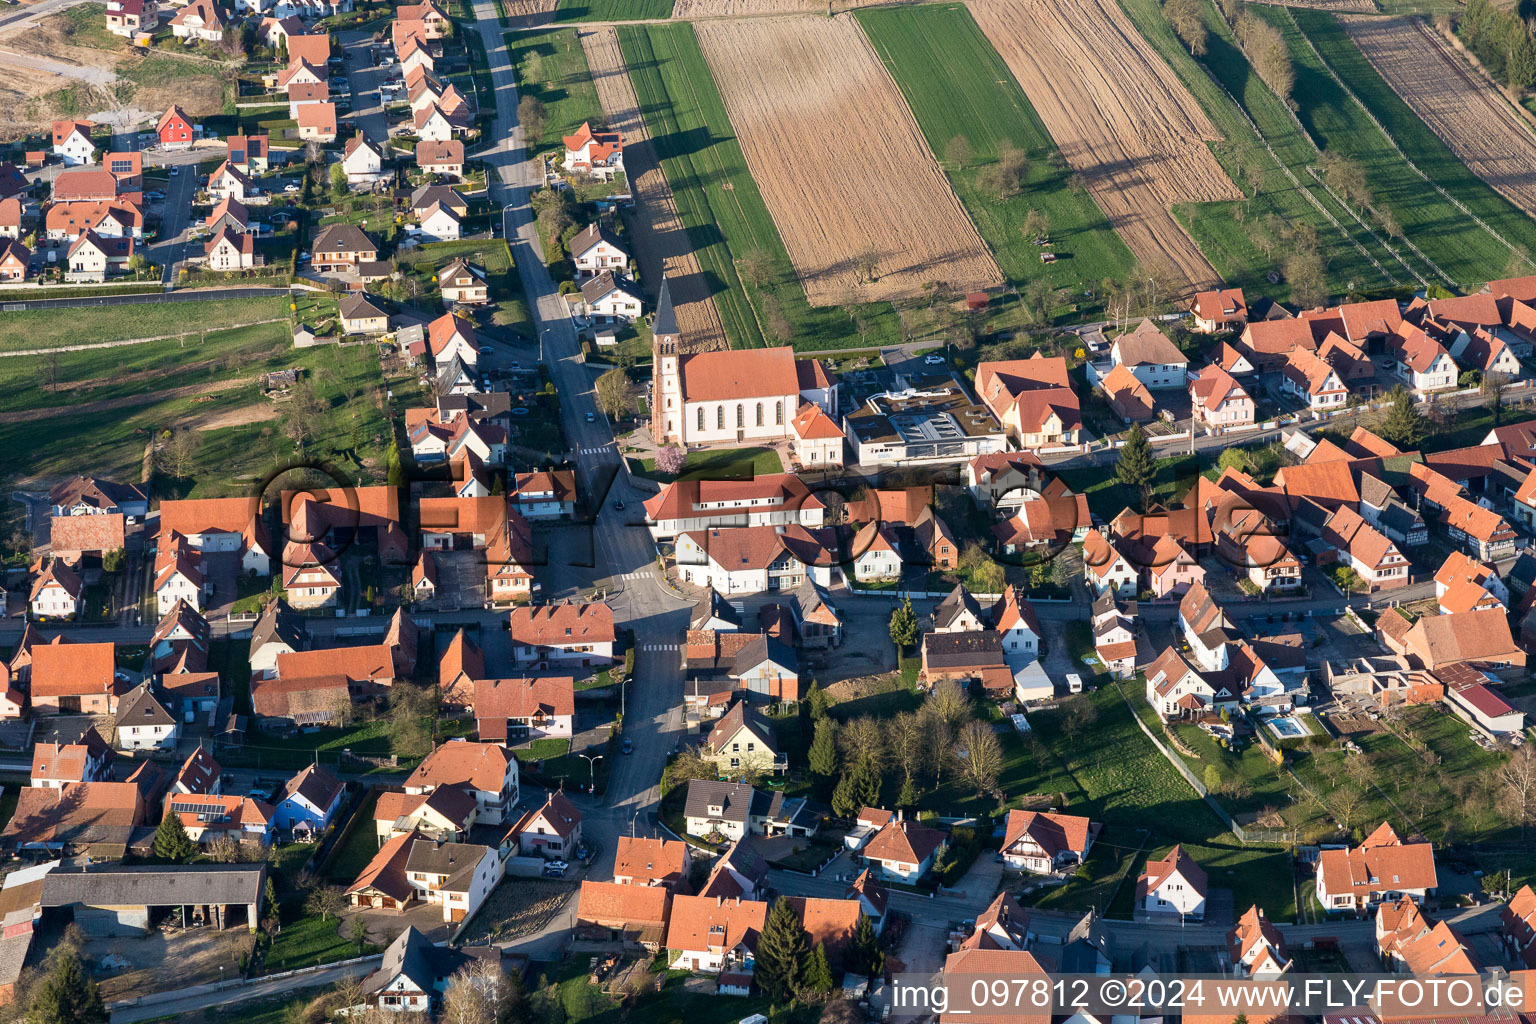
left=944, top=134, right=972, bottom=166
left=1237, top=13, right=1295, bottom=101
left=440, top=960, right=512, bottom=1024
left=303, top=885, right=347, bottom=923
left=853, top=247, right=880, bottom=284
left=1319, top=151, right=1370, bottom=209
left=206, top=834, right=240, bottom=863
left=740, top=248, right=774, bottom=288
left=888, top=710, right=927, bottom=785
left=958, top=720, right=1003, bottom=796
left=975, top=142, right=1028, bottom=200
left=924, top=679, right=971, bottom=728
left=1165, top=0, right=1209, bottom=55
left=1332, top=784, right=1367, bottom=836
left=839, top=715, right=887, bottom=772
left=157, top=427, right=204, bottom=478
left=283, top=380, right=327, bottom=453
left=594, top=367, right=636, bottom=420
left=1501, top=745, right=1536, bottom=835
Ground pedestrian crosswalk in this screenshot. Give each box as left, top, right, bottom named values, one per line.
left=621, top=570, right=651, bottom=580
left=641, top=643, right=679, bottom=652
left=579, top=446, right=611, bottom=455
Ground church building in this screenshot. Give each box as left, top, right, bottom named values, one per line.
left=650, top=278, right=840, bottom=450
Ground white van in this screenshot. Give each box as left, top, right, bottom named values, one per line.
left=1066, top=673, right=1084, bottom=694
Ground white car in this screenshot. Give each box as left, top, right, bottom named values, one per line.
left=923, top=354, right=945, bottom=365
left=284, top=184, right=300, bottom=193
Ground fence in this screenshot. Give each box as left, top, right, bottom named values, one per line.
left=106, top=952, right=384, bottom=1012
left=1115, top=685, right=1292, bottom=846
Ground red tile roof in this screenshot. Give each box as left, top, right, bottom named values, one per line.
left=509, top=603, right=614, bottom=646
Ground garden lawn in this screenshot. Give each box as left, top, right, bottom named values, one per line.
left=323, top=790, right=382, bottom=883
left=0, top=295, right=286, bottom=351
left=55, top=3, right=123, bottom=49
left=629, top=445, right=781, bottom=483
left=398, top=239, right=533, bottom=335
left=1116, top=0, right=1402, bottom=302
left=505, top=28, right=605, bottom=155
left=261, top=911, right=372, bottom=974
left=617, top=23, right=900, bottom=351
left=1268, top=6, right=1536, bottom=290
left=1057, top=452, right=1203, bottom=521
left=856, top=4, right=1136, bottom=308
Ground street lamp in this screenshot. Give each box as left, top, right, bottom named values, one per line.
left=576, top=752, right=603, bottom=793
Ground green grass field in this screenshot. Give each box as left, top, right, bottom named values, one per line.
left=628, top=444, right=782, bottom=482
left=0, top=295, right=286, bottom=351
left=856, top=4, right=1136, bottom=309
left=505, top=28, right=605, bottom=155
left=1170, top=0, right=1417, bottom=293
left=0, top=323, right=393, bottom=494
left=1117, top=0, right=1400, bottom=302
left=617, top=22, right=900, bottom=351
left=554, top=0, right=674, bottom=22
left=1273, top=7, right=1536, bottom=290
left=945, top=683, right=1296, bottom=919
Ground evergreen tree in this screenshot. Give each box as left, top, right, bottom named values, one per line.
left=1380, top=385, right=1426, bottom=449
left=888, top=597, right=918, bottom=651
left=831, top=771, right=860, bottom=818
left=805, top=944, right=835, bottom=995
left=807, top=680, right=830, bottom=721
left=808, top=717, right=838, bottom=779
left=264, top=877, right=280, bottom=925
left=845, top=914, right=885, bottom=980
left=30, top=947, right=107, bottom=1024
left=152, top=810, right=194, bottom=862
left=1115, top=424, right=1154, bottom=504
left=853, top=758, right=881, bottom=809
left=755, top=898, right=813, bottom=1002
left=386, top=440, right=406, bottom=488
left=896, top=775, right=917, bottom=809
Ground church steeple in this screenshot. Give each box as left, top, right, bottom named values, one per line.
left=652, top=276, right=679, bottom=354
left=652, top=276, right=683, bottom=443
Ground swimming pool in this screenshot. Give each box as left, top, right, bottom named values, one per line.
left=1267, top=716, right=1307, bottom=739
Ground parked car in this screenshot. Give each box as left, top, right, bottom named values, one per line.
left=479, top=345, right=494, bottom=354
left=542, top=861, right=567, bottom=878
left=621, top=737, right=633, bottom=754
left=585, top=412, right=595, bottom=422
left=924, top=354, right=946, bottom=365
left=284, top=184, right=300, bottom=193
left=169, top=167, right=179, bottom=175
left=144, top=191, right=165, bottom=201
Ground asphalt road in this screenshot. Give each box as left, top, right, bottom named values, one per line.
left=338, top=29, right=390, bottom=147
left=466, top=0, right=692, bottom=958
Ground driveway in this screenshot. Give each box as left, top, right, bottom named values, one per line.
left=338, top=29, right=391, bottom=146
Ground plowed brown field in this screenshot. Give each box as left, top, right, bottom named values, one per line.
left=672, top=0, right=893, bottom=17
left=580, top=26, right=729, bottom=351
left=969, top=0, right=1237, bottom=293
left=504, top=0, right=557, bottom=21
left=1343, top=15, right=1536, bottom=220
left=694, top=15, right=1002, bottom=305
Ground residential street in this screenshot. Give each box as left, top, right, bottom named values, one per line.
left=465, top=0, right=693, bottom=958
